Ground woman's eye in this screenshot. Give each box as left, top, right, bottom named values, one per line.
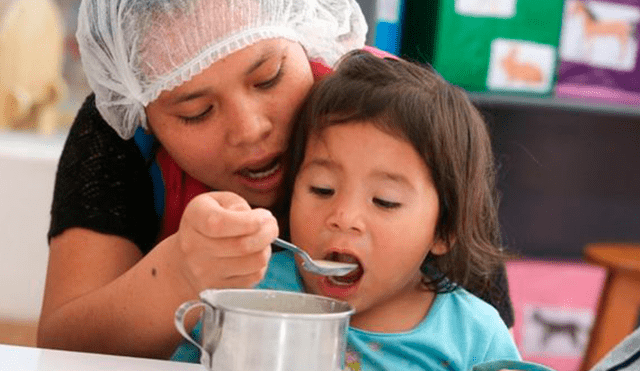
left=309, top=186, right=334, bottom=197
left=373, top=198, right=401, bottom=209
left=180, top=106, right=213, bottom=124
left=255, top=67, right=283, bottom=89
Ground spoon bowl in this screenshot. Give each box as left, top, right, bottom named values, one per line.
left=272, top=238, right=358, bottom=276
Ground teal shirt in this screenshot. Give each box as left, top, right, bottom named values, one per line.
left=256, top=251, right=521, bottom=370
left=173, top=251, right=540, bottom=370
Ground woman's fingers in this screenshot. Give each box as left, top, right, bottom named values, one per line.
left=187, top=241, right=272, bottom=279
left=176, top=191, right=278, bottom=291
left=214, top=249, right=273, bottom=288
left=206, top=191, right=252, bottom=211
left=184, top=192, right=276, bottom=241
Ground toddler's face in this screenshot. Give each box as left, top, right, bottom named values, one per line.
left=290, top=122, right=448, bottom=332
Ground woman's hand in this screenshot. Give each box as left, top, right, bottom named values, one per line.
left=174, top=191, right=278, bottom=293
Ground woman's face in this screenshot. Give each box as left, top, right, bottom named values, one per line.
left=146, top=38, right=313, bottom=208
left=290, top=123, right=448, bottom=332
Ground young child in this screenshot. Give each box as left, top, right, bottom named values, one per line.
left=172, top=50, right=549, bottom=370
left=257, top=49, right=522, bottom=370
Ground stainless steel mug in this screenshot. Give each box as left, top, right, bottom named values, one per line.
left=175, top=289, right=354, bottom=371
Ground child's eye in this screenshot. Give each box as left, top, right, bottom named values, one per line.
left=309, top=186, right=334, bottom=197
left=373, top=197, right=401, bottom=209
left=255, top=67, right=283, bottom=89
left=179, top=106, right=213, bottom=124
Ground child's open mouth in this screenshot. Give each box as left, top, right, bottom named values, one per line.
left=324, top=252, right=363, bottom=286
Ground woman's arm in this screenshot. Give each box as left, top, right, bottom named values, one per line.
left=38, top=191, right=278, bottom=358
left=38, top=228, right=191, bottom=359
left=38, top=96, right=277, bottom=358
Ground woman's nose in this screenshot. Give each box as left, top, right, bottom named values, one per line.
left=226, top=99, right=273, bottom=146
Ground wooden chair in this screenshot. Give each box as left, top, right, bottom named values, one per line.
left=579, top=243, right=640, bottom=371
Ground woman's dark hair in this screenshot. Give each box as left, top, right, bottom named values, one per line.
left=285, top=49, right=508, bottom=295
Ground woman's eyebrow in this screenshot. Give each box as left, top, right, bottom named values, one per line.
left=170, top=48, right=280, bottom=104
left=171, top=89, right=212, bottom=104
left=245, top=47, right=279, bottom=75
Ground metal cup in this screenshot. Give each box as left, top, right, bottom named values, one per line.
left=175, top=289, right=354, bottom=371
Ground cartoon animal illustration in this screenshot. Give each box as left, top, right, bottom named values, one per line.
left=532, top=310, right=584, bottom=349
left=500, top=46, right=544, bottom=85
left=0, top=0, right=67, bottom=134
left=568, top=0, right=635, bottom=61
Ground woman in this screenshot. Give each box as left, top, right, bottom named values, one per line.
left=37, top=0, right=513, bottom=360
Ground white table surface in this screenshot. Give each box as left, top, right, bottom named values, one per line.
left=0, top=344, right=204, bottom=371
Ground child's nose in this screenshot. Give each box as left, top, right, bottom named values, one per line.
left=327, top=197, right=365, bottom=233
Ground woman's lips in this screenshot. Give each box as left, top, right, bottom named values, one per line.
left=237, top=157, right=284, bottom=191
left=239, top=157, right=281, bottom=179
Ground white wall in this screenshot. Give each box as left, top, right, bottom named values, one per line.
left=0, top=131, right=65, bottom=322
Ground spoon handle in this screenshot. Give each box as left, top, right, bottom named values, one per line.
left=272, top=237, right=303, bottom=254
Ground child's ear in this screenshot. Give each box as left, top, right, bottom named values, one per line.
left=430, top=239, right=450, bottom=256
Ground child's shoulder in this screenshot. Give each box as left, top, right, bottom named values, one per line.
left=433, top=289, right=521, bottom=361
left=436, top=288, right=508, bottom=330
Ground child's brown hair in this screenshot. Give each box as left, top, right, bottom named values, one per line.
left=287, top=50, right=508, bottom=296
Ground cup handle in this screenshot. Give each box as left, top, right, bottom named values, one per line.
left=174, top=300, right=211, bottom=366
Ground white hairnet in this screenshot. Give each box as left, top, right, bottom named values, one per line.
left=76, top=0, right=367, bottom=139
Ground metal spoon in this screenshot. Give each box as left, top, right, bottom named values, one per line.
left=272, top=238, right=358, bottom=276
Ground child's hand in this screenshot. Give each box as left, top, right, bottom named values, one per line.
left=174, top=191, right=277, bottom=292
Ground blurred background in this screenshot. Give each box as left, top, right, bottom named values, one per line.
left=1, top=1, right=638, bottom=370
